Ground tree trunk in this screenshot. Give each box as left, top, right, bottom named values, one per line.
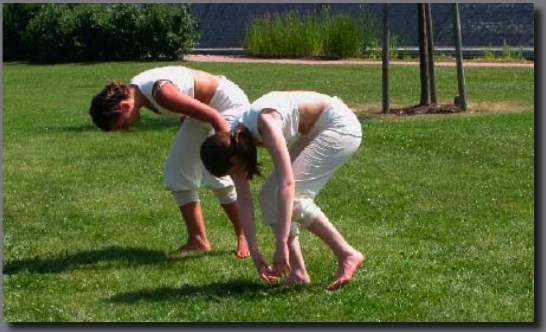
left=425, top=3, right=437, bottom=104
left=382, top=3, right=390, bottom=114
left=453, top=3, right=468, bottom=110
left=417, top=3, right=429, bottom=106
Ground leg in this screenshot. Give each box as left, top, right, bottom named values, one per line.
left=207, top=174, right=250, bottom=258
left=177, top=201, right=211, bottom=253
left=289, top=130, right=363, bottom=290
left=269, top=223, right=310, bottom=286
left=285, top=233, right=311, bottom=286
left=220, top=201, right=250, bottom=258
left=164, top=118, right=212, bottom=252
left=305, top=212, right=364, bottom=291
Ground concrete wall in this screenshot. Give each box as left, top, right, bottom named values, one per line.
left=190, top=3, right=534, bottom=49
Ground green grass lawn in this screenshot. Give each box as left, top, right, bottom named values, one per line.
left=2, top=61, right=534, bottom=322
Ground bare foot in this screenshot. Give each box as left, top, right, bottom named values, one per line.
left=284, top=271, right=311, bottom=287
left=235, top=237, right=250, bottom=259
left=177, top=238, right=211, bottom=253
left=326, top=251, right=365, bottom=291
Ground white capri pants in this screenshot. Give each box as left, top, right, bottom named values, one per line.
left=164, top=76, right=250, bottom=206
left=258, top=97, right=363, bottom=235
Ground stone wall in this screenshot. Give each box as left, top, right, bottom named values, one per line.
left=190, top=3, right=534, bottom=49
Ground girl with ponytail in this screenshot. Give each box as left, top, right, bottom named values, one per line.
left=201, top=91, right=365, bottom=291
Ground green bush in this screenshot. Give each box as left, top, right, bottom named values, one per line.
left=2, top=3, right=43, bottom=61
left=71, top=4, right=115, bottom=62
left=244, top=10, right=323, bottom=58
left=8, top=3, right=198, bottom=63
left=358, top=11, right=381, bottom=58
left=23, top=4, right=78, bottom=63
left=243, top=7, right=395, bottom=59
left=138, top=4, right=199, bottom=61
left=322, top=13, right=361, bottom=58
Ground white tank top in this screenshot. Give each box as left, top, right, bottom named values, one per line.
left=129, top=66, right=194, bottom=118
left=239, top=91, right=331, bottom=143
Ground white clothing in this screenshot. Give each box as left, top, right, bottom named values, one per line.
left=239, top=91, right=326, bottom=143
left=238, top=91, right=361, bottom=142
left=130, top=66, right=195, bottom=118
left=238, top=91, right=362, bottom=227
left=130, top=67, right=250, bottom=206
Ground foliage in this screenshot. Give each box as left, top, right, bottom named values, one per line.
left=480, top=40, right=526, bottom=62
left=2, top=3, right=43, bottom=61
left=243, top=6, right=400, bottom=59
left=322, top=12, right=362, bottom=58
left=5, top=3, right=198, bottom=63
left=22, top=4, right=78, bottom=64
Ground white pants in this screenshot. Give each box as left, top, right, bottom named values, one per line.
left=164, top=76, right=249, bottom=206
left=259, top=97, right=362, bottom=231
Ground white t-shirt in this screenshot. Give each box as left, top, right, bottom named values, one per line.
left=130, top=66, right=194, bottom=118
left=237, top=91, right=331, bottom=143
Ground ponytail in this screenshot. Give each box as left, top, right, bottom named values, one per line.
left=231, top=125, right=262, bottom=180
left=201, top=125, right=262, bottom=180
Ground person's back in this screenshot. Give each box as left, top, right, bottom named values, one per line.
left=240, top=91, right=331, bottom=143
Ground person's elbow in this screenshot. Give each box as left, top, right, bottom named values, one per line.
left=280, top=178, right=295, bottom=192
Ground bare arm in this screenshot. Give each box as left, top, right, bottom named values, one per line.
left=152, top=81, right=229, bottom=132
left=258, top=110, right=294, bottom=276
left=231, top=171, right=275, bottom=282
left=231, top=172, right=259, bottom=253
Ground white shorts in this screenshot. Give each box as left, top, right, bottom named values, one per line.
left=163, top=76, right=249, bottom=194
left=259, top=97, right=362, bottom=225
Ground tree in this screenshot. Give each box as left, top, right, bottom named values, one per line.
left=417, top=3, right=437, bottom=106
left=382, top=3, right=390, bottom=114
left=386, top=3, right=465, bottom=115
left=417, top=3, right=430, bottom=106
left=452, top=3, right=468, bottom=110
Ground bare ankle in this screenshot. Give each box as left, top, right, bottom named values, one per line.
left=177, top=237, right=211, bottom=253
left=285, top=270, right=310, bottom=285
left=235, top=238, right=250, bottom=259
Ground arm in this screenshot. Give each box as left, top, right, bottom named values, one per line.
left=231, top=172, right=259, bottom=253
left=231, top=171, right=275, bottom=282
left=153, top=81, right=229, bottom=132
left=258, top=110, right=294, bottom=276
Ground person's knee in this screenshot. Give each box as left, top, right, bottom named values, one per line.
left=292, top=198, right=322, bottom=228
left=164, top=165, right=184, bottom=192
left=211, top=186, right=237, bottom=205
left=172, top=190, right=199, bottom=207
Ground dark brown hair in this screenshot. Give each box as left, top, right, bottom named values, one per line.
left=89, top=81, right=130, bottom=131
left=200, top=125, right=262, bottom=180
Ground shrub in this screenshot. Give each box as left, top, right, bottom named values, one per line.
left=2, top=3, right=43, bottom=61
left=138, top=4, right=198, bottom=60
left=243, top=6, right=394, bottom=59
left=322, top=13, right=362, bottom=59
left=13, top=3, right=198, bottom=63
left=23, top=4, right=78, bottom=64
left=71, top=4, right=115, bottom=62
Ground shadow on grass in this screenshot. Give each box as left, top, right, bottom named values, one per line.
left=2, top=245, right=225, bottom=275
left=108, top=279, right=308, bottom=303
left=41, top=116, right=180, bottom=134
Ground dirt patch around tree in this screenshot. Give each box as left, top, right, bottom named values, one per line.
left=390, top=103, right=463, bottom=116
